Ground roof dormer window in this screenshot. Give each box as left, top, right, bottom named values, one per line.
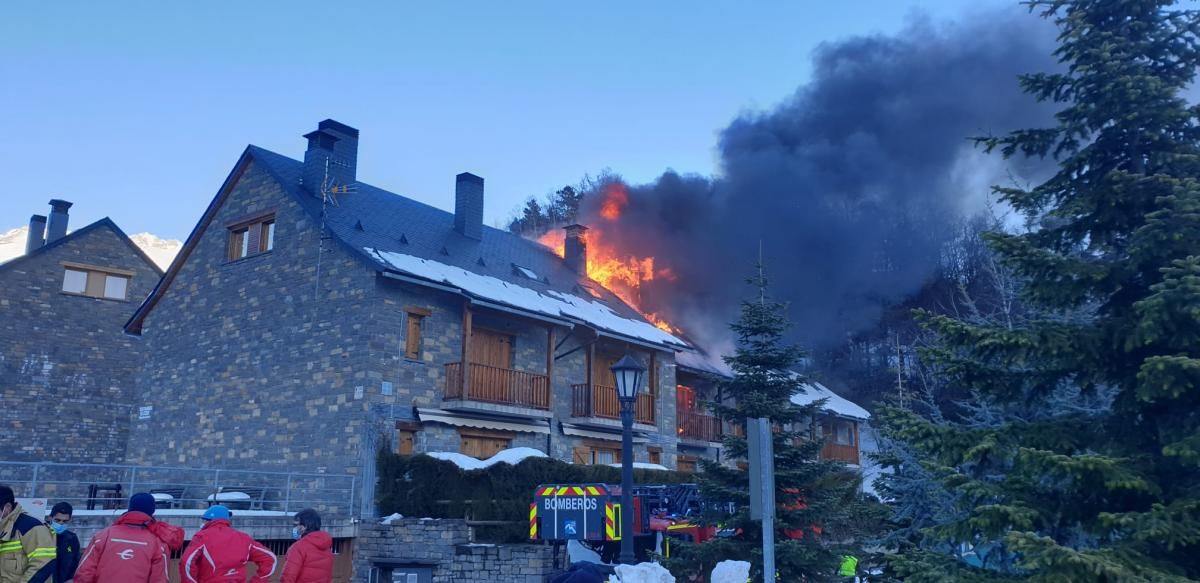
left=512, top=264, right=540, bottom=281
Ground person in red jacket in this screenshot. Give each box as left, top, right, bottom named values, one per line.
left=281, top=508, right=333, bottom=583
left=181, top=505, right=277, bottom=583
left=74, top=493, right=170, bottom=583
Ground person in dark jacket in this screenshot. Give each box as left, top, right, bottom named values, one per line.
left=281, top=508, right=333, bottom=583
left=46, top=502, right=80, bottom=583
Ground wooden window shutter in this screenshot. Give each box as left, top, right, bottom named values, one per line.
left=84, top=271, right=106, bottom=298
left=573, top=447, right=589, bottom=465
left=397, top=431, right=414, bottom=455
left=405, top=314, right=423, bottom=359
left=246, top=223, right=262, bottom=257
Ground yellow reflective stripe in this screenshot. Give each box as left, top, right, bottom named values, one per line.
left=28, top=549, right=57, bottom=558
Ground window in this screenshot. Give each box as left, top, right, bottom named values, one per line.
left=404, top=307, right=431, bottom=360
left=573, top=443, right=621, bottom=465
left=61, top=264, right=132, bottom=300
left=227, top=213, right=275, bottom=261
left=677, top=455, right=698, bottom=474
left=62, top=269, right=87, bottom=294
left=459, top=430, right=512, bottom=460
left=647, top=446, right=662, bottom=466
left=261, top=220, right=275, bottom=253
left=396, top=431, right=415, bottom=455
left=512, top=263, right=540, bottom=280
left=103, top=274, right=128, bottom=299
left=822, top=419, right=856, bottom=446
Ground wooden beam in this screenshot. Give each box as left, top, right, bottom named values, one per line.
left=585, top=338, right=595, bottom=417
left=461, top=300, right=473, bottom=397
left=546, top=325, right=555, bottom=380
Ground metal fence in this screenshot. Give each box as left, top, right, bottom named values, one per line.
left=0, top=462, right=358, bottom=518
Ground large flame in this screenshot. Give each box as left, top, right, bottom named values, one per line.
left=537, top=184, right=681, bottom=334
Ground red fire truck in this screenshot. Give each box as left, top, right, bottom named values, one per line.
left=529, top=483, right=725, bottom=563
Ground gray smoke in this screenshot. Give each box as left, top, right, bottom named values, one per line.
left=580, top=9, right=1060, bottom=351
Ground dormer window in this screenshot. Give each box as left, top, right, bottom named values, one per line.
left=227, top=213, right=275, bottom=261
left=576, top=283, right=603, bottom=300
left=512, top=264, right=540, bottom=281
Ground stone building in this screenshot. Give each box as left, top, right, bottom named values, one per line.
left=123, top=120, right=710, bottom=502
left=0, top=201, right=162, bottom=463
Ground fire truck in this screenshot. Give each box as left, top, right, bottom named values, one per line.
left=529, top=483, right=727, bottom=563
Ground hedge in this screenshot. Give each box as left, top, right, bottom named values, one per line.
left=376, top=449, right=691, bottom=542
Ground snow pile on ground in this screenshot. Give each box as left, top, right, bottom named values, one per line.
left=568, top=540, right=605, bottom=565
left=380, top=513, right=404, bottom=524
left=608, top=562, right=674, bottom=583
left=425, top=447, right=547, bottom=470
left=710, top=560, right=750, bottom=583
left=606, top=462, right=671, bottom=471
left=370, top=248, right=688, bottom=349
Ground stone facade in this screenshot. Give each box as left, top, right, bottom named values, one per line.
left=127, top=160, right=377, bottom=478
left=355, top=518, right=558, bottom=583
left=0, top=219, right=160, bottom=463
left=126, top=133, right=698, bottom=515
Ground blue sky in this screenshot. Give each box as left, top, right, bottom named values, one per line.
left=2, top=1, right=987, bottom=240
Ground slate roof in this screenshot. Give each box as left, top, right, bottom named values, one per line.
left=0, top=217, right=164, bottom=276
left=128, top=143, right=687, bottom=349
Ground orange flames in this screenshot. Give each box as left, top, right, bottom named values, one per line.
left=538, top=184, right=681, bottom=334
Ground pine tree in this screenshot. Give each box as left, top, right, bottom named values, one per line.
left=667, top=263, right=882, bottom=581
left=882, top=1, right=1200, bottom=580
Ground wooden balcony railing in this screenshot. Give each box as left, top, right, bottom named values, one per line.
left=571, top=384, right=655, bottom=425
left=820, top=442, right=860, bottom=465
left=444, top=362, right=550, bottom=410
left=677, top=410, right=721, bottom=442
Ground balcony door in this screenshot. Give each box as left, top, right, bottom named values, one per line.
left=470, top=328, right=513, bottom=368
left=468, top=328, right=514, bottom=402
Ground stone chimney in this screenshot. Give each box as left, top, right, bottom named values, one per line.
left=454, top=173, right=484, bottom=241
left=564, top=224, right=588, bottom=273
left=302, top=119, right=359, bottom=196
left=25, top=214, right=46, bottom=253
left=46, top=199, right=73, bottom=243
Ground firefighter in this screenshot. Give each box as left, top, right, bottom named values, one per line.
left=0, top=485, right=57, bottom=583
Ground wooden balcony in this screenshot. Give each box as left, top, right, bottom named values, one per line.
left=571, top=384, right=655, bottom=425
left=677, top=410, right=721, bottom=442
left=444, top=362, right=550, bottom=410
left=820, top=442, right=860, bottom=465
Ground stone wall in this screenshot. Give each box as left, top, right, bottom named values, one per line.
left=0, top=222, right=160, bottom=463
left=127, top=159, right=378, bottom=478
left=447, top=543, right=557, bottom=583
left=354, top=518, right=559, bottom=583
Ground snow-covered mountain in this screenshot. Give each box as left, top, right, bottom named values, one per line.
left=127, top=232, right=184, bottom=270
left=0, top=226, right=182, bottom=270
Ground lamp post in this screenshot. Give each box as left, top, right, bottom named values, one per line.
left=611, top=354, right=646, bottom=565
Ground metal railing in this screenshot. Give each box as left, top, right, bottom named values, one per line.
left=0, top=462, right=358, bottom=518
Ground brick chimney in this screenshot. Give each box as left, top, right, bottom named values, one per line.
left=564, top=224, right=588, bottom=273
left=46, top=199, right=72, bottom=243
left=25, top=214, right=46, bottom=253
left=302, top=119, right=358, bottom=196
left=454, top=173, right=484, bottom=241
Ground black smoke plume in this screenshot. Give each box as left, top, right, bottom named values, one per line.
left=578, top=9, right=1060, bottom=353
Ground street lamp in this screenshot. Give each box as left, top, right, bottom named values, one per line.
left=611, top=354, right=646, bottom=565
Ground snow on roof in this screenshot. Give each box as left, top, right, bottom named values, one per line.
left=790, top=380, right=870, bottom=420
left=425, top=447, right=548, bottom=470
left=370, top=249, right=689, bottom=349
left=676, top=349, right=732, bottom=377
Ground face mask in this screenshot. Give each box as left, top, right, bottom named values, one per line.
left=292, top=527, right=301, bottom=540
left=50, top=522, right=66, bottom=535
